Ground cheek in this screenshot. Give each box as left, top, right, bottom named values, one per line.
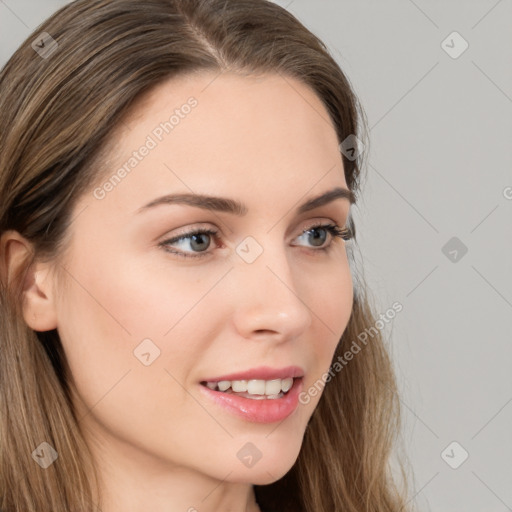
left=57, top=244, right=225, bottom=343
left=301, top=255, right=353, bottom=394
left=54, top=248, right=236, bottom=406
left=54, top=265, right=209, bottom=456
left=306, top=250, right=353, bottom=335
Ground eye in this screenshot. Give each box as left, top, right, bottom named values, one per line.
left=294, top=222, right=352, bottom=252
left=159, top=227, right=219, bottom=259
left=159, top=222, right=353, bottom=259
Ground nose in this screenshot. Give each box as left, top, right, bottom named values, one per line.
left=230, top=241, right=313, bottom=343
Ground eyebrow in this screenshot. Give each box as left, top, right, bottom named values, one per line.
left=137, top=186, right=355, bottom=216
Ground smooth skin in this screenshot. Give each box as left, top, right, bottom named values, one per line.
left=4, top=71, right=354, bottom=512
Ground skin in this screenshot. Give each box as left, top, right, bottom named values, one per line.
left=9, top=71, right=354, bottom=512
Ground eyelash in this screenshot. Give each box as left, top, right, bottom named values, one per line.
left=159, top=222, right=353, bottom=260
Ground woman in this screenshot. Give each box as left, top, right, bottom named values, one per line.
left=0, top=0, right=413, bottom=511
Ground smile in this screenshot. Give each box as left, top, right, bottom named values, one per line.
left=200, top=377, right=294, bottom=399
left=199, top=377, right=304, bottom=423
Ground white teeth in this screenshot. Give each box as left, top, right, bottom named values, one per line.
left=204, top=377, right=296, bottom=396
left=247, top=379, right=266, bottom=395
left=281, top=377, right=293, bottom=392
left=231, top=380, right=248, bottom=392
left=217, top=380, right=231, bottom=392
left=265, top=379, right=282, bottom=395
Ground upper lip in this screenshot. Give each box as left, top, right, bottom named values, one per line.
left=201, top=365, right=304, bottom=382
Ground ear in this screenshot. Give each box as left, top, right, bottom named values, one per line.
left=0, top=230, right=58, bottom=331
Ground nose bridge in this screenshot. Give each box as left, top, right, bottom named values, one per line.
left=231, top=233, right=312, bottom=339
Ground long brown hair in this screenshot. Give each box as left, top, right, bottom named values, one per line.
left=0, top=1, right=415, bottom=510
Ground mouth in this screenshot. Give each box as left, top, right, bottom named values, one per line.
left=198, top=375, right=304, bottom=423
left=200, top=376, right=300, bottom=400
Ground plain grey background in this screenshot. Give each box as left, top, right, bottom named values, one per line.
left=1, top=1, right=511, bottom=511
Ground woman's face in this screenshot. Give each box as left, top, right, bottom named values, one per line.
left=51, top=71, right=353, bottom=485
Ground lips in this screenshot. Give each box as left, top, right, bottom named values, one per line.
left=199, top=374, right=304, bottom=423
left=200, top=365, right=304, bottom=382
left=197, top=365, right=305, bottom=423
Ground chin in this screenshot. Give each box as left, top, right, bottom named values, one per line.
left=226, top=466, right=293, bottom=486
left=225, top=445, right=301, bottom=485
left=251, top=465, right=294, bottom=485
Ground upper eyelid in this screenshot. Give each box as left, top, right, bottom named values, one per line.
left=163, top=215, right=347, bottom=239
left=161, top=220, right=347, bottom=248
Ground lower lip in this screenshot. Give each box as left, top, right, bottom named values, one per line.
left=199, top=378, right=303, bottom=423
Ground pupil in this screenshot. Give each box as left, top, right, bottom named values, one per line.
left=310, top=228, right=326, bottom=247
left=191, top=233, right=210, bottom=252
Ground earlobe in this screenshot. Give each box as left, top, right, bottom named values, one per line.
left=0, top=230, right=58, bottom=332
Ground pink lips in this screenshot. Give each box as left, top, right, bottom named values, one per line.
left=198, top=365, right=305, bottom=423
left=200, top=365, right=304, bottom=382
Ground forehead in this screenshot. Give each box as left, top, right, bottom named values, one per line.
left=88, top=71, right=348, bottom=213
